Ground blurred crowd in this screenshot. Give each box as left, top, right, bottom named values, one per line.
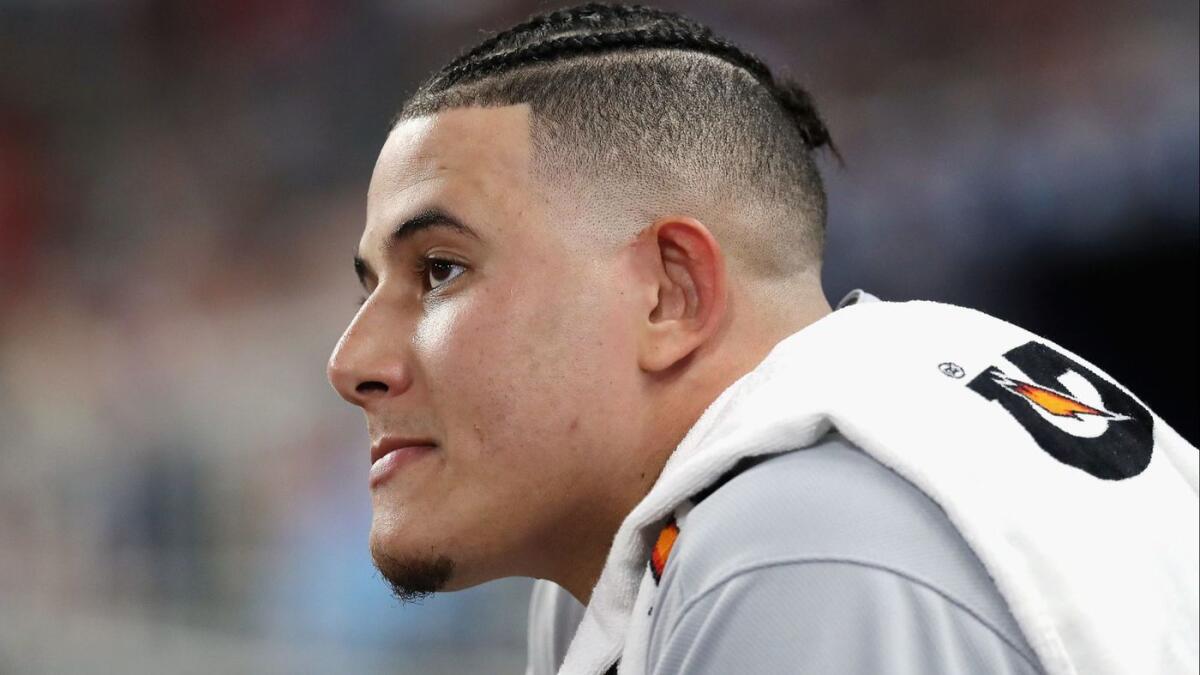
left=0, top=0, right=1195, bottom=672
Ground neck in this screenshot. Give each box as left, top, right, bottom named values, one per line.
left=552, top=290, right=834, bottom=605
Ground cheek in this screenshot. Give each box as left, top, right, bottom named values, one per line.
left=418, top=273, right=633, bottom=458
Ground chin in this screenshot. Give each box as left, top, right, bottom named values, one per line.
left=369, top=528, right=458, bottom=602
left=368, top=516, right=438, bottom=566
left=370, top=522, right=513, bottom=598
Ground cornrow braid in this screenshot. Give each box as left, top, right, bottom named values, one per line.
left=773, top=78, right=836, bottom=154
left=447, top=3, right=715, bottom=70
left=431, top=27, right=765, bottom=92
left=423, top=4, right=835, bottom=155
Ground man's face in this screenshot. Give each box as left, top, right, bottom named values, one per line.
left=328, top=105, right=649, bottom=596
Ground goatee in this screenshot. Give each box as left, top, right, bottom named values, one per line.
left=371, top=546, right=455, bottom=604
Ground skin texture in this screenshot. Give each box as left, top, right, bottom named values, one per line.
left=327, top=104, right=831, bottom=605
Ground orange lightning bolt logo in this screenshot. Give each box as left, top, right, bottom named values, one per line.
left=966, top=341, right=1153, bottom=480
left=992, top=374, right=1131, bottom=422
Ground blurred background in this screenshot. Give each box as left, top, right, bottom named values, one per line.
left=0, top=0, right=1195, bottom=672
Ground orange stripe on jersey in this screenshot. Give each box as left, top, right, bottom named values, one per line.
left=650, top=518, right=680, bottom=584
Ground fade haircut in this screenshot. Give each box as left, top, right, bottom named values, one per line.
left=396, top=2, right=836, bottom=279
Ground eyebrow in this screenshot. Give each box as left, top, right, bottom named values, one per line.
left=353, top=208, right=481, bottom=289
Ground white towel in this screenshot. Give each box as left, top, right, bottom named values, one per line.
left=557, top=297, right=1199, bottom=675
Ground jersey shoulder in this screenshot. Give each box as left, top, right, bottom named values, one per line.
left=651, top=432, right=1038, bottom=666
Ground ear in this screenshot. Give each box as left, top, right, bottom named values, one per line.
left=635, top=217, right=728, bottom=373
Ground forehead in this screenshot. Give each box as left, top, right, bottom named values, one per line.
left=363, top=104, right=539, bottom=249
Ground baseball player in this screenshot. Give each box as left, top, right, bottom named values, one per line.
left=326, top=4, right=1199, bottom=673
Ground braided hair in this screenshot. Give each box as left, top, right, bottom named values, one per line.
left=412, top=3, right=835, bottom=154
left=396, top=3, right=835, bottom=277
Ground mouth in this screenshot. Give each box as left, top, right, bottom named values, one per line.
left=370, top=437, right=437, bottom=465
left=369, top=437, right=438, bottom=489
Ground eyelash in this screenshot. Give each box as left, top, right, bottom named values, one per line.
left=355, top=256, right=466, bottom=307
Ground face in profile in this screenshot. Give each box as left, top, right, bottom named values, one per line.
left=327, top=104, right=653, bottom=600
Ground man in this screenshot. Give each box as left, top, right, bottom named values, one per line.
left=326, top=4, right=1198, bottom=674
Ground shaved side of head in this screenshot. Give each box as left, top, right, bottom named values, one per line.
left=396, top=5, right=834, bottom=297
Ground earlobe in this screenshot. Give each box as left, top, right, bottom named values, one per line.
left=636, top=218, right=727, bottom=373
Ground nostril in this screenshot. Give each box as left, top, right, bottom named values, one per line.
left=355, top=380, right=389, bottom=395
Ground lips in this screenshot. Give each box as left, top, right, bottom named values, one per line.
left=370, top=437, right=437, bottom=466
left=369, top=439, right=437, bottom=489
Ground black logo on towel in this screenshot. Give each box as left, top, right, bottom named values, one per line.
left=967, top=341, right=1153, bottom=480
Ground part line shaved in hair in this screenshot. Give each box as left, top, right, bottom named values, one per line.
left=393, top=2, right=838, bottom=286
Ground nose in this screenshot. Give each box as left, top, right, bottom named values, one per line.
left=327, top=309, right=413, bottom=408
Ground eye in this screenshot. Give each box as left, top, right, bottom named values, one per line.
left=421, top=257, right=466, bottom=292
